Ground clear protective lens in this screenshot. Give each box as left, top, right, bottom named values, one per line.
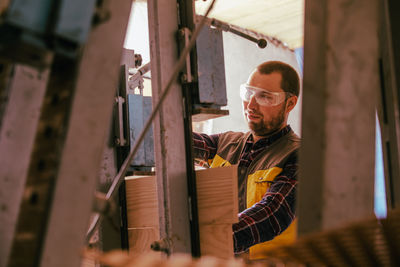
left=239, top=84, right=288, bottom=106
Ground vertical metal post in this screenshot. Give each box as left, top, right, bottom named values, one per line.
left=148, top=0, right=192, bottom=254
left=0, top=64, right=50, bottom=267
left=378, top=0, right=400, bottom=209
left=39, top=0, right=132, bottom=266
left=177, top=0, right=201, bottom=257
left=299, top=0, right=379, bottom=234
left=7, top=54, right=79, bottom=267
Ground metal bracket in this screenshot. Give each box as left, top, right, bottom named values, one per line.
left=114, top=96, right=127, bottom=146
left=114, top=53, right=150, bottom=148
left=127, top=62, right=151, bottom=95
left=178, top=27, right=194, bottom=83
left=150, top=238, right=172, bottom=254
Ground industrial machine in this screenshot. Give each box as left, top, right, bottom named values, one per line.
left=0, top=0, right=399, bottom=266
left=0, top=0, right=259, bottom=265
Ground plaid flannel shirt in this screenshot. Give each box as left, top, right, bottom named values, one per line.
left=193, top=126, right=298, bottom=253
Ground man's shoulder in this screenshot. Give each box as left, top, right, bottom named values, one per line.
left=268, top=130, right=300, bottom=160
left=287, top=131, right=301, bottom=143
left=219, top=131, right=249, bottom=141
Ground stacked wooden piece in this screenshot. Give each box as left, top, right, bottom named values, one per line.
left=125, top=175, right=160, bottom=255
left=125, top=165, right=238, bottom=258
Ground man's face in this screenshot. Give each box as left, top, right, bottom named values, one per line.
left=242, top=71, right=289, bottom=137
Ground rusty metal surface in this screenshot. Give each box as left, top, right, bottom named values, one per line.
left=40, top=0, right=132, bottom=265
left=8, top=56, right=77, bottom=267
left=0, top=64, right=49, bottom=267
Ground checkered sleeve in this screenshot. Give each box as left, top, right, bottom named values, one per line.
left=192, top=132, right=219, bottom=166
left=232, top=151, right=298, bottom=253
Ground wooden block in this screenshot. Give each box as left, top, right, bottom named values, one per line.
left=125, top=176, right=159, bottom=228
left=125, top=166, right=238, bottom=258
left=128, top=228, right=160, bottom=254
left=200, top=224, right=234, bottom=258
left=196, top=165, right=238, bottom=224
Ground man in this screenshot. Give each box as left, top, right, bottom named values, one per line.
left=193, top=61, right=300, bottom=259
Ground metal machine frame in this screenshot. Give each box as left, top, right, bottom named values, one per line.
left=1, top=0, right=400, bottom=266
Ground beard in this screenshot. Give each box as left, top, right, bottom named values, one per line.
left=247, top=105, right=286, bottom=136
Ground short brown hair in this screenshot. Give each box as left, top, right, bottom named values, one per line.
left=257, top=61, right=300, bottom=97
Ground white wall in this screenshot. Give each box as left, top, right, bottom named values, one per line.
left=203, top=31, right=302, bottom=136
left=124, top=2, right=150, bottom=64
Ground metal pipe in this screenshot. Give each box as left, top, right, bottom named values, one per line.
left=209, top=18, right=267, bottom=48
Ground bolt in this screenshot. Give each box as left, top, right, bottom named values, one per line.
left=150, top=238, right=170, bottom=253
left=179, top=28, right=186, bottom=36
left=257, top=39, right=267, bottom=49
left=180, top=73, right=188, bottom=83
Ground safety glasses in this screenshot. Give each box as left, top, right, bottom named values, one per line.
left=239, top=84, right=290, bottom=107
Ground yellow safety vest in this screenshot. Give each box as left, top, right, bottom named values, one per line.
left=208, top=130, right=300, bottom=260
left=246, top=168, right=298, bottom=259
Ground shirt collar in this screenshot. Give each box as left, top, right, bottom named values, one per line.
left=248, top=125, right=292, bottom=147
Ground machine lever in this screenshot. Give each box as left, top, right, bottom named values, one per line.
left=201, top=16, right=267, bottom=48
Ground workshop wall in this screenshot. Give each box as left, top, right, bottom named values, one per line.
left=199, top=31, right=302, bottom=136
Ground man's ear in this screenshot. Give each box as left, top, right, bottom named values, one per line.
left=286, top=95, right=298, bottom=112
